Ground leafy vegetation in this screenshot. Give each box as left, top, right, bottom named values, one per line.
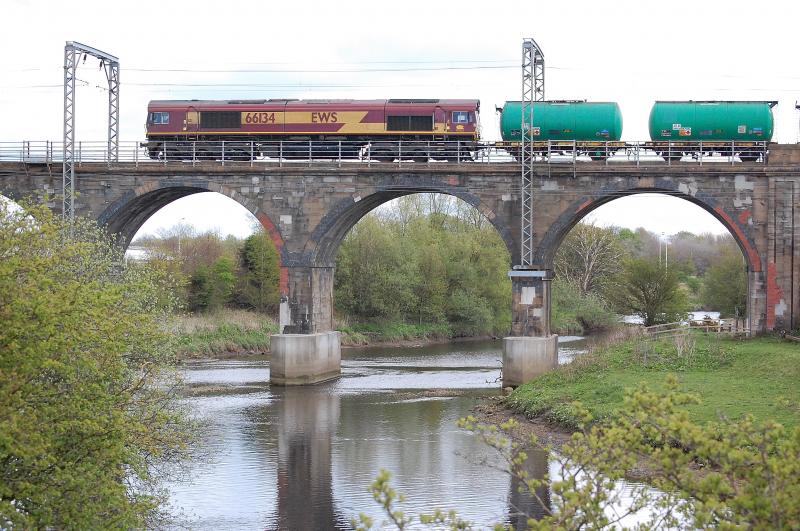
left=334, top=195, right=512, bottom=337
left=607, top=257, right=690, bottom=326
left=550, top=278, right=618, bottom=334
left=701, top=249, right=747, bottom=318
left=132, top=193, right=749, bottom=341
left=0, top=203, right=192, bottom=528
left=171, top=308, right=279, bottom=356
left=237, top=232, right=281, bottom=312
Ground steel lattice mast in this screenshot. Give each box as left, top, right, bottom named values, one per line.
left=62, top=41, right=119, bottom=222
left=520, top=38, right=544, bottom=268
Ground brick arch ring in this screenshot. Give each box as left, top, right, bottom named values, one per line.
left=302, top=181, right=516, bottom=268
left=535, top=183, right=762, bottom=275
left=97, top=179, right=289, bottom=294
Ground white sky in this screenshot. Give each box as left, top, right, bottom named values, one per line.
left=3, top=0, right=799, bottom=238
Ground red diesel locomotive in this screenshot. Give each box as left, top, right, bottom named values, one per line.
left=144, top=98, right=480, bottom=161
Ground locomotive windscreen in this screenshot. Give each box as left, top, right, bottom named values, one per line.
left=200, top=112, right=240, bottom=129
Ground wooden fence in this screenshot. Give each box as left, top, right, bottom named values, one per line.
left=643, top=318, right=748, bottom=340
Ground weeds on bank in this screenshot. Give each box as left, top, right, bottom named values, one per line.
left=170, top=309, right=278, bottom=356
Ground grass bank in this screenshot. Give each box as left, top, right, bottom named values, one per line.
left=170, top=309, right=279, bottom=357
left=506, top=334, right=800, bottom=430
left=170, top=310, right=481, bottom=356
left=337, top=321, right=462, bottom=347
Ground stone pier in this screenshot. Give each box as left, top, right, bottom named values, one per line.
left=502, top=270, right=559, bottom=388
left=270, top=331, right=341, bottom=386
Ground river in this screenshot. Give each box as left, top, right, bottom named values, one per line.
left=164, top=337, right=625, bottom=529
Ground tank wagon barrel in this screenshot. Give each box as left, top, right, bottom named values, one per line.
left=649, top=101, right=775, bottom=141
left=499, top=100, right=623, bottom=142
left=498, top=100, right=624, bottom=161
left=648, top=101, right=776, bottom=162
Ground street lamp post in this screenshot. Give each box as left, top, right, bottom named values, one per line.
left=177, top=217, right=186, bottom=255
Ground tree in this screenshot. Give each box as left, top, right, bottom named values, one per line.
left=209, top=256, right=236, bottom=310
left=333, top=196, right=512, bottom=335
left=555, top=223, right=625, bottom=295
left=702, top=249, right=747, bottom=317
left=0, top=202, right=191, bottom=528
left=237, top=231, right=281, bottom=312
left=334, top=215, right=415, bottom=320
left=188, top=265, right=212, bottom=312
left=608, top=257, right=689, bottom=326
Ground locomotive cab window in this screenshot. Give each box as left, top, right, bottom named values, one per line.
left=452, top=111, right=471, bottom=124
left=150, top=112, right=170, bottom=125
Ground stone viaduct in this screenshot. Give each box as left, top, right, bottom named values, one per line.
left=1, top=145, right=798, bottom=384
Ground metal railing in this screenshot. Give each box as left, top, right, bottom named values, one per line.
left=0, top=140, right=770, bottom=167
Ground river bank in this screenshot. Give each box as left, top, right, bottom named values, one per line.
left=171, top=310, right=502, bottom=357
left=504, top=334, right=800, bottom=430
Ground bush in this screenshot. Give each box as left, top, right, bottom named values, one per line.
left=551, top=278, right=618, bottom=334
left=0, top=203, right=191, bottom=528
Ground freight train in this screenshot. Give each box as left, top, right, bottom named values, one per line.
left=143, top=98, right=776, bottom=162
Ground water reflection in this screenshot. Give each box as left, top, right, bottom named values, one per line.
left=507, top=447, right=552, bottom=526
left=167, top=340, right=590, bottom=529
left=272, top=386, right=346, bottom=529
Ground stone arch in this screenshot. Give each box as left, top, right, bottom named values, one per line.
left=302, top=179, right=515, bottom=268
left=97, top=178, right=289, bottom=293
left=536, top=184, right=761, bottom=274
left=535, top=181, right=764, bottom=333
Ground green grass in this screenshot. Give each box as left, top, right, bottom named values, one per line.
left=506, top=334, right=800, bottom=430
left=170, top=309, right=279, bottom=356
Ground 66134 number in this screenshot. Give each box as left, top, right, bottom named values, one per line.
left=243, top=112, right=276, bottom=125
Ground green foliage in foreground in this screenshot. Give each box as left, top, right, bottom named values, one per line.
left=0, top=203, right=192, bottom=528
left=357, top=379, right=800, bottom=529
left=506, top=335, right=800, bottom=430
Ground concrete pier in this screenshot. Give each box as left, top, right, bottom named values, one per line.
left=502, top=335, right=558, bottom=388
left=270, top=332, right=341, bottom=386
